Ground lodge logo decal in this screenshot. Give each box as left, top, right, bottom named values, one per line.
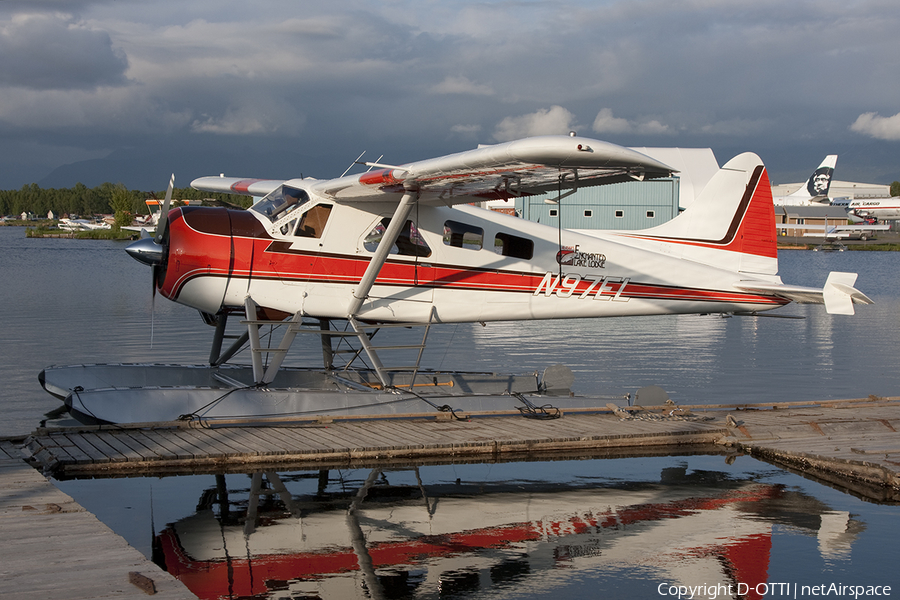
left=556, top=245, right=607, bottom=269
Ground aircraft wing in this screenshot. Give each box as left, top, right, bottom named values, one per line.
left=735, top=272, right=873, bottom=315
left=776, top=224, right=890, bottom=232
left=309, top=135, right=674, bottom=205
left=191, top=177, right=286, bottom=198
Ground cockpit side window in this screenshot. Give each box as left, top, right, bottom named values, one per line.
left=364, top=218, right=432, bottom=257
left=251, top=185, right=310, bottom=223
left=294, top=204, right=332, bottom=238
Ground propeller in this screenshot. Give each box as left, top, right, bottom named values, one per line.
left=126, top=173, right=174, bottom=271
left=125, top=174, right=174, bottom=348
left=154, top=173, right=175, bottom=244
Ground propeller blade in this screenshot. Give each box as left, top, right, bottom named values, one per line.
left=150, top=264, right=156, bottom=347
left=154, top=173, right=175, bottom=244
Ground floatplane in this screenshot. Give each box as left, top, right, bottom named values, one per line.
left=122, top=197, right=204, bottom=235
left=40, top=134, right=872, bottom=425
left=57, top=217, right=111, bottom=232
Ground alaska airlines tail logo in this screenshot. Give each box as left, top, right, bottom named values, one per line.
left=807, top=166, right=834, bottom=197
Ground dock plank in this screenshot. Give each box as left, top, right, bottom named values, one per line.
left=170, top=429, right=232, bottom=458
left=62, top=433, right=112, bottom=463
left=140, top=429, right=199, bottom=460
left=314, top=424, right=394, bottom=451
left=199, top=428, right=259, bottom=456
left=263, top=426, right=339, bottom=452
left=127, top=430, right=181, bottom=460
left=50, top=434, right=94, bottom=464
left=290, top=426, right=364, bottom=452
left=94, top=431, right=156, bottom=462
left=266, top=428, right=339, bottom=453
left=73, top=431, right=129, bottom=463
left=176, top=428, right=249, bottom=456
left=229, top=427, right=304, bottom=455
left=353, top=421, right=427, bottom=448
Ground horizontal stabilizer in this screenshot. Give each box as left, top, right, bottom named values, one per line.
left=823, top=271, right=872, bottom=315
left=735, top=271, right=872, bottom=315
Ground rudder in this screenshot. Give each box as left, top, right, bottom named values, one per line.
left=613, top=152, right=778, bottom=275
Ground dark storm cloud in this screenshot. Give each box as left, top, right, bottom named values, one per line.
left=0, top=0, right=898, bottom=189
left=0, top=13, right=128, bottom=90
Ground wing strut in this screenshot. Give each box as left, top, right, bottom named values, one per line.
left=347, top=190, right=418, bottom=317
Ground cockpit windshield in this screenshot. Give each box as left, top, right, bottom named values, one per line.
left=251, top=185, right=310, bottom=223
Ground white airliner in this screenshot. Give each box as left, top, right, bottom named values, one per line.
left=845, top=197, right=900, bottom=222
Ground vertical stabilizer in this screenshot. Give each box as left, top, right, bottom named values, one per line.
left=779, top=155, right=837, bottom=204
left=612, top=152, right=778, bottom=276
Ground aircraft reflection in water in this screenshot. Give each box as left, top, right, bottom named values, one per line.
left=154, top=466, right=861, bottom=600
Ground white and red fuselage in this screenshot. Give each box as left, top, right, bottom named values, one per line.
left=158, top=161, right=788, bottom=324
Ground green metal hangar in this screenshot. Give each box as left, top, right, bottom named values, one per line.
left=487, top=148, right=720, bottom=230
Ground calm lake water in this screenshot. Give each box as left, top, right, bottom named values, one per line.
left=2, top=225, right=899, bottom=598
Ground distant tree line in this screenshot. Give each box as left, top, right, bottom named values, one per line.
left=3, top=180, right=898, bottom=220
left=0, top=182, right=251, bottom=219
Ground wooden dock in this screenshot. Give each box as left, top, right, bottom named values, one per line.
left=17, top=396, right=900, bottom=501
left=0, top=440, right=195, bottom=599
left=2, top=397, right=899, bottom=599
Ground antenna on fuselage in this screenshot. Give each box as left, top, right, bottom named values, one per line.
left=341, top=151, right=367, bottom=178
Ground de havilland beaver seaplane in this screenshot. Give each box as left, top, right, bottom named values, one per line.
left=40, top=134, right=872, bottom=425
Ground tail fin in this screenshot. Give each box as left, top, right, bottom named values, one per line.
left=613, top=152, right=778, bottom=276
left=783, top=155, right=837, bottom=203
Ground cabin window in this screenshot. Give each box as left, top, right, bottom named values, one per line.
left=363, top=218, right=432, bottom=257
left=615, top=210, right=624, bottom=218
left=294, top=204, right=332, bottom=238
left=494, top=232, right=534, bottom=259
left=646, top=210, right=655, bottom=218
left=584, top=210, right=593, bottom=218
left=252, top=185, right=310, bottom=223
left=443, top=220, right=483, bottom=250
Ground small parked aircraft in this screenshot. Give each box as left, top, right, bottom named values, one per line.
left=58, top=217, right=111, bottom=232
left=45, top=134, right=872, bottom=424
left=122, top=197, right=204, bottom=234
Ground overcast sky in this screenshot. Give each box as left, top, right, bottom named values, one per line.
left=1, top=0, right=899, bottom=191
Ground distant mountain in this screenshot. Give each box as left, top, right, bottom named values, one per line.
left=36, top=143, right=335, bottom=191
